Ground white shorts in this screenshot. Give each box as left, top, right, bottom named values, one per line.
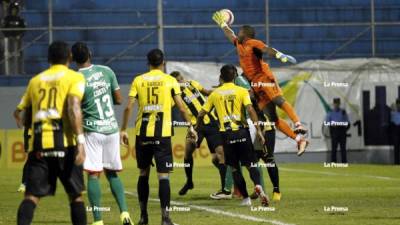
left=247, top=118, right=263, bottom=150
left=83, top=132, right=123, bottom=172
left=247, top=118, right=257, bottom=144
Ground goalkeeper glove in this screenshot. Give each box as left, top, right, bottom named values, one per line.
left=212, top=11, right=227, bottom=28
left=275, top=51, right=297, bottom=64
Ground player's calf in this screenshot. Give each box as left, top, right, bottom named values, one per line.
left=137, top=171, right=150, bottom=225
left=69, top=195, right=87, bottom=225
left=17, top=196, right=38, bottom=225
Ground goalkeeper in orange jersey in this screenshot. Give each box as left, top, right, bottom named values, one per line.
left=212, top=11, right=308, bottom=155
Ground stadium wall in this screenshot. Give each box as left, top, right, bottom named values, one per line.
left=15, top=0, right=400, bottom=76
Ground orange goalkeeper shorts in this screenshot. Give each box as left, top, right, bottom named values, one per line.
left=250, top=72, right=282, bottom=110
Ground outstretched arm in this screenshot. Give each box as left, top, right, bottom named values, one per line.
left=260, top=45, right=297, bottom=64
left=212, top=11, right=236, bottom=44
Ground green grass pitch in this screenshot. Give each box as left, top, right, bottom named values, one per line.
left=0, top=163, right=399, bottom=225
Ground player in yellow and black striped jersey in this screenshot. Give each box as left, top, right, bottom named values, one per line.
left=197, top=64, right=270, bottom=206
left=170, top=71, right=230, bottom=198
left=120, top=49, right=196, bottom=225
left=14, top=41, right=87, bottom=225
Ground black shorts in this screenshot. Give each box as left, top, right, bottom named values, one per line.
left=24, top=147, right=84, bottom=198
left=222, top=128, right=257, bottom=168
left=196, top=123, right=223, bottom=153
left=255, top=129, right=276, bottom=162
left=135, top=136, right=173, bottom=173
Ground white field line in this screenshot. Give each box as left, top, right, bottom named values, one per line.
left=125, top=191, right=295, bottom=225
left=280, top=167, right=400, bottom=181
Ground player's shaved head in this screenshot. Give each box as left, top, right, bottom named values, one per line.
left=220, top=64, right=236, bottom=83
left=48, top=41, right=71, bottom=65
left=147, top=48, right=164, bottom=67
left=238, top=25, right=255, bottom=43
left=71, top=42, right=90, bottom=64
left=241, top=25, right=255, bottom=38
left=170, top=71, right=184, bottom=83
left=170, top=71, right=181, bottom=78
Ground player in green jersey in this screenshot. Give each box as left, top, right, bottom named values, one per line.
left=71, top=42, right=133, bottom=225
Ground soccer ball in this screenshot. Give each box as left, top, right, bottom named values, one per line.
left=220, top=9, right=234, bottom=25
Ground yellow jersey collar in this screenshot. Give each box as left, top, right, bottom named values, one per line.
left=49, top=64, right=68, bottom=70
left=148, top=69, right=164, bottom=74
left=222, top=82, right=235, bottom=87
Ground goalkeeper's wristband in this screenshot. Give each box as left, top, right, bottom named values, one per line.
left=219, top=22, right=228, bottom=28
left=76, top=134, right=85, bottom=145
left=275, top=51, right=283, bottom=60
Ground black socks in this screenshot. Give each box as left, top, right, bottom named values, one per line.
left=70, top=201, right=87, bottom=225
left=138, top=175, right=150, bottom=216
left=232, top=170, right=249, bottom=198
left=159, top=178, right=170, bottom=210
left=267, top=164, right=280, bottom=193
left=184, top=157, right=194, bottom=184
left=218, top=164, right=227, bottom=191
left=249, top=167, right=261, bottom=186
left=17, top=199, right=36, bottom=225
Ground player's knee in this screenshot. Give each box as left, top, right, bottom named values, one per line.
left=232, top=170, right=243, bottom=179
left=104, top=169, right=118, bottom=178
left=215, top=146, right=224, bottom=158
left=265, top=157, right=275, bottom=164
left=211, top=156, right=219, bottom=167
left=272, top=96, right=285, bottom=107
left=24, top=194, right=40, bottom=205
left=140, top=168, right=150, bottom=176
left=184, top=149, right=194, bottom=160
left=87, top=171, right=101, bottom=179
left=68, top=194, right=83, bottom=203
left=158, top=173, right=169, bottom=180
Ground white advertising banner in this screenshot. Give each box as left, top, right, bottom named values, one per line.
left=167, top=58, right=400, bottom=153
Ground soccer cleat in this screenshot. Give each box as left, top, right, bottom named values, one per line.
left=240, top=197, right=252, bottom=206
left=272, top=192, right=281, bottom=202
left=294, top=122, right=307, bottom=135
left=249, top=191, right=258, bottom=200
left=254, top=185, right=270, bottom=206
left=120, top=211, right=133, bottom=225
left=161, top=217, right=179, bottom=225
left=17, top=183, right=26, bottom=193
left=297, top=138, right=309, bottom=156
left=210, top=190, right=232, bottom=200
left=91, top=221, right=104, bottom=225
left=178, top=182, right=194, bottom=196
left=137, top=214, right=148, bottom=225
